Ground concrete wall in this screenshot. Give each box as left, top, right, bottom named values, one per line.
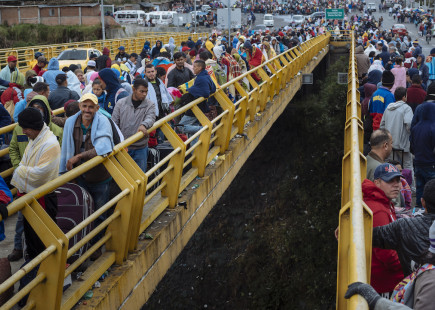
left=0, top=5, right=103, bottom=26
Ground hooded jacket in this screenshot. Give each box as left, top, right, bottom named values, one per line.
left=369, top=86, right=396, bottom=130
left=140, top=41, right=151, bottom=59
left=42, top=58, right=64, bottom=92
left=373, top=212, right=435, bottom=276
left=355, top=45, right=371, bottom=78
left=362, top=179, right=404, bottom=293
left=13, top=88, right=33, bottom=122
left=96, top=47, right=112, bottom=71
left=368, top=60, right=385, bottom=74
left=406, top=84, right=427, bottom=112
left=378, top=45, right=390, bottom=68
left=98, top=68, right=128, bottom=115
left=380, top=100, right=413, bottom=152
left=0, top=65, right=18, bottom=91
left=416, top=54, right=429, bottom=86
left=410, top=101, right=435, bottom=166
left=362, top=83, right=377, bottom=117
left=9, top=95, right=63, bottom=168
left=151, top=40, right=163, bottom=59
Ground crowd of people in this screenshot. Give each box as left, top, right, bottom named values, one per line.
left=0, top=0, right=435, bottom=305
left=0, top=27, right=324, bottom=267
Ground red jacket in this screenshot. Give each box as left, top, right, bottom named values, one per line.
left=0, top=83, right=23, bottom=106
left=362, top=179, right=404, bottom=293
left=32, top=64, right=46, bottom=77
left=246, top=46, right=264, bottom=81
left=406, top=85, right=427, bottom=108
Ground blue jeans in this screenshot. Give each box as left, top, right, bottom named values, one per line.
left=179, top=115, right=202, bottom=144
left=77, top=178, right=111, bottom=244
left=415, top=165, right=435, bottom=208
left=14, top=211, right=24, bottom=250
left=128, top=146, right=148, bottom=172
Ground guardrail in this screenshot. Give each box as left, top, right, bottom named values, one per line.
left=336, top=32, right=373, bottom=309
left=0, top=32, right=208, bottom=72
left=0, top=33, right=331, bottom=309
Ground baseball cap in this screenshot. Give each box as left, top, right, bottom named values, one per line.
left=118, top=46, right=125, bottom=50
left=87, top=60, right=96, bottom=67
left=374, top=163, right=403, bottom=182
left=7, top=55, right=17, bottom=62
left=37, top=56, right=48, bottom=64
left=79, top=93, right=98, bottom=105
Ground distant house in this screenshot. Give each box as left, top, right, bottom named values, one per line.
left=0, top=3, right=115, bottom=26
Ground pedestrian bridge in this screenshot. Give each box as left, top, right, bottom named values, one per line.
left=0, top=31, right=370, bottom=310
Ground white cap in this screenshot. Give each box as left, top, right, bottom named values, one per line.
left=87, top=60, right=96, bottom=67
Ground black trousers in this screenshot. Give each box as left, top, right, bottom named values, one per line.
left=23, top=192, right=58, bottom=260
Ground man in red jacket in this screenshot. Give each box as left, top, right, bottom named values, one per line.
left=362, top=163, right=404, bottom=295
left=406, top=74, right=426, bottom=112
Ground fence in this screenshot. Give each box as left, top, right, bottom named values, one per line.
left=0, top=32, right=208, bottom=72
left=0, top=33, right=331, bottom=309
left=335, top=31, right=373, bottom=310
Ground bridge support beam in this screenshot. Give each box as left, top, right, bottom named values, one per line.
left=76, top=46, right=330, bottom=310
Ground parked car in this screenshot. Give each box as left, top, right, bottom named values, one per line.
left=367, top=3, right=376, bottom=12
left=392, top=24, right=408, bottom=36
left=292, top=15, right=305, bottom=25
left=57, top=48, right=102, bottom=69
left=309, top=12, right=325, bottom=20
left=249, top=24, right=267, bottom=36
left=263, top=14, right=274, bottom=27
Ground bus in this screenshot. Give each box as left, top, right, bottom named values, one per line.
left=114, top=10, right=147, bottom=25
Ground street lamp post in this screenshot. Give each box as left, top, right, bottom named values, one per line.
left=101, top=0, right=106, bottom=41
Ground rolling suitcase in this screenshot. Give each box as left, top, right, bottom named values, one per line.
left=55, top=183, right=94, bottom=263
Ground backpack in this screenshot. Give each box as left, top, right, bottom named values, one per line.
left=114, top=88, right=127, bottom=104
left=210, top=63, right=227, bottom=86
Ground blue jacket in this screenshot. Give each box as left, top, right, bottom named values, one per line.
left=42, top=58, right=64, bottom=92
left=188, top=70, right=216, bottom=99
left=98, top=69, right=128, bottom=115
left=13, top=89, right=32, bottom=122
left=0, top=175, right=13, bottom=241
left=417, top=54, right=429, bottom=87
left=410, top=101, right=435, bottom=166
left=378, top=46, right=390, bottom=68
left=428, top=56, right=435, bottom=81
left=369, top=86, right=395, bottom=130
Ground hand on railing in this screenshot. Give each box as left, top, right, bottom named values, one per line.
left=344, top=282, right=380, bottom=310
left=138, top=125, right=149, bottom=138
left=66, top=153, right=82, bottom=171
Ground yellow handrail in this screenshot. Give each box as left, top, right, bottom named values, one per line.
left=336, top=31, right=373, bottom=309
left=0, top=32, right=209, bottom=72
left=0, top=33, right=331, bottom=309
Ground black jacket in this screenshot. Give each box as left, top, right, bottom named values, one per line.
left=373, top=213, right=435, bottom=276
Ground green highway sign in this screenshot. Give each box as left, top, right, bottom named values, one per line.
left=325, top=8, right=345, bottom=20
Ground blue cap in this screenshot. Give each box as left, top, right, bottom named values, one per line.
left=118, top=46, right=125, bottom=50
left=374, top=163, right=402, bottom=182
left=34, top=52, right=43, bottom=59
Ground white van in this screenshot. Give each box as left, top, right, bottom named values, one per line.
left=263, top=14, right=274, bottom=27
left=148, top=11, right=176, bottom=25
left=114, top=10, right=147, bottom=24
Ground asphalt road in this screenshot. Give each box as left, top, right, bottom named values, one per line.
left=247, top=8, right=432, bottom=55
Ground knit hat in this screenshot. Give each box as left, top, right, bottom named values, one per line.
left=429, top=221, right=435, bottom=254
left=413, top=40, right=419, bottom=45
left=18, top=107, right=44, bottom=131
left=381, top=71, right=395, bottom=87
left=426, top=83, right=435, bottom=101
left=243, top=40, right=252, bottom=51
left=431, top=48, right=435, bottom=56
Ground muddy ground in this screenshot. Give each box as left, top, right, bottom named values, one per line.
left=144, top=56, right=348, bottom=310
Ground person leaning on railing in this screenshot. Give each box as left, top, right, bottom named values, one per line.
left=11, top=107, right=61, bottom=260
left=345, top=210, right=435, bottom=310
left=59, top=93, right=114, bottom=259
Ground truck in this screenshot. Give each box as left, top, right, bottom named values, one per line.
left=217, top=8, right=242, bottom=30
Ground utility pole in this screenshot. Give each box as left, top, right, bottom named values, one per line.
left=101, top=0, right=106, bottom=41
left=228, top=0, right=231, bottom=37
left=194, top=0, right=197, bottom=33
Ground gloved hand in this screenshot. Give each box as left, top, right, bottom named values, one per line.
left=0, top=203, right=8, bottom=220
left=344, top=282, right=381, bottom=310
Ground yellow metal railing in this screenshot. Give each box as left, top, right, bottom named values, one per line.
left=336, top=32, right=373, bottom=309
left=0, top=32, right=207, bottom=72
left=0, top=33, right=330, bottom=309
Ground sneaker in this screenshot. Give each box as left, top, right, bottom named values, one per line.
left=7, top=248, right=23, bottom=262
